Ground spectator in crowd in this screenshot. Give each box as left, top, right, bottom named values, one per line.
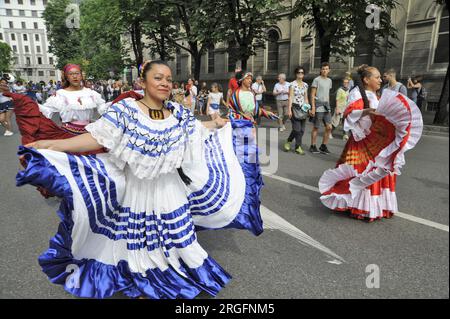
left=227, top=66, right=242, bottom=104
left=26, top=81, right=38, bottom=101
left=112, top=80, right=123, bottom=100
left=185, top=79, right=198, bottom=114
left=0, top=77, right=14, bottom=136
left=273, top=73, right=290, bottom=131
left=382, top=68, right=407, bottom=96
left=345, top=71, right=355, bottom=90
left=284, top=66, right=309, bottom=155
left=197, top=82, right=209, bottom=115
left=122, top=81, right=131, bottom=93
left=172, top=82, right=185, bottom=104
left=331, top=77, right=351, bottom=141
left=13, top=80, right=26, bottom=94
left=185, top=78, right=197, bottom=114
left=310, top=62, right=333, bottom=154
left=206, top=82, right=226, bottom=120
left=252, top=75, right=266, bottom=125
left=407, top=75, right=426, bottom=111
left=45, top=80, right=57, bottom=99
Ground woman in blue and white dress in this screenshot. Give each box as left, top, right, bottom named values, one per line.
left=18, top=60, right=263, bottom=299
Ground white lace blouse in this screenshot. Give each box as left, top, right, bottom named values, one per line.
left=39, top=88, right=109, bottom=124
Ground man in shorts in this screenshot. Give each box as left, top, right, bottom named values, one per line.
left=310, top=62, right=332, bottom=154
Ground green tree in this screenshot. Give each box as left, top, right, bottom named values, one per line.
left=160, top=0, right=227, bottom=81
left=292, top=0, right=399, bottom=63
left=223, top=0, right=285, bottom=70
left=79, top=0, right=125, bottom=79
left=43, top=0, right=83, bottom=69
left=141, top=1, right=177, bottom=61
left=0, top=42, right=13, bottom=73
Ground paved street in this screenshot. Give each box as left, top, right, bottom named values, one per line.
left=0, top=115, right=448, bottom=299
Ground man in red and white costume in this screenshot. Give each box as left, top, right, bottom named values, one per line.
left=319, top=64, right=423, bottom=222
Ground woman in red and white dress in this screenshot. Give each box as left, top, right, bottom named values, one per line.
left=319, top=64, right=423, bottom=222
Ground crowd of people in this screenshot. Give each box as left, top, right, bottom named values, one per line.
left=0, top=59, right=423, bottom=299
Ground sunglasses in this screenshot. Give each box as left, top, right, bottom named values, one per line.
left=296, top=71, right=304, bottom=74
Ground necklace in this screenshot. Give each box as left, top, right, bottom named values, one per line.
left=139, top=100, right=165, bottom=120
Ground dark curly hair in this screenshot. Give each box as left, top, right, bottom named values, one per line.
left=350, top=64, right=378, bottom=109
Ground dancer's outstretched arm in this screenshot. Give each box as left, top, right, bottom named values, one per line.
left=25, top=133, right=102, bottom=153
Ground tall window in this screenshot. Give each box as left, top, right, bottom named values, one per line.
left=23, top=34, right=28, bottom=41
left=38, top=57, right=43, bottom=64
left=22, top=22, right=26, bottom=29
left=31, top=0, right=36, bottom=5
left=26, top=57, right=31, bottom=65
left=354, top=30, right=374, bottom=66
left=313, top=36, right=321, bottom=69
left=0, top=33, right=2, bottom=40
left=227, top=41, right=238, bottom=73
left=49, top=57, right=54, bottom=65
left=35, top=34, right=39, bottom=41
left=207, top=44, right=215, bottom=74
left=25, top=45, right=29, bottom=53
left=34, top=22, right=38, bottom=29
left=9, top=21, right=14, bottom=28
left=267, top=29, right=280, bottom=72
left=12, top=45, right=17, bottom=53
left=11, top=33, right=16, bottom=41
left=36, top=46, right=41, bottom=53
left=434, top=6, right=449, bottom=63
left=190, top=55, right=195, bottom=76
left=176, top=48, right=181, bottom=75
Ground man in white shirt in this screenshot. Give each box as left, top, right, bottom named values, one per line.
left=273, top=73, right=290, bottom=131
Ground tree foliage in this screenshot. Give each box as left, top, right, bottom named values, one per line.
left=223, top=0, right=285, bottom=70
left=0, top=42, right=13, bottom=73
left=43, top=0, right=83, bottom=69
left=292, top=0, right=399, bottom=63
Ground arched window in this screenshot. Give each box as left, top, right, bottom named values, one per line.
left=434, top=6, right=449, bottom=63
left=208, top=44, right=215, bottom=74
left=267, top=29, right=280, bottom=72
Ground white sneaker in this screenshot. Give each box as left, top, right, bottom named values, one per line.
left=279, top=127, right=286, bottom=132
left=329, top=133, right=333, bottom=139
left=4, top=131, right=13, bottom=136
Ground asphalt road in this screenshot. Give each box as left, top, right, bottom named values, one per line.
left=0, top=115, right=448, bottom=299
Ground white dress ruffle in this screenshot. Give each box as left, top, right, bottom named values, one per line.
left=85, top=98, right=204, bottom=180
left=39, top=88, right=109, bottom=123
